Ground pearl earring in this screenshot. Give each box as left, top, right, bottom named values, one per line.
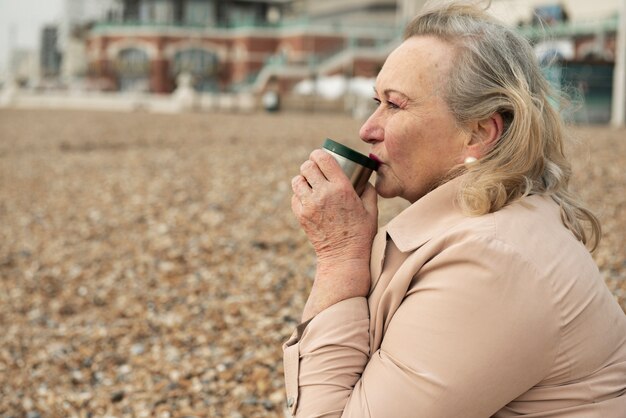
left=464, top=156, right=477, bottom=168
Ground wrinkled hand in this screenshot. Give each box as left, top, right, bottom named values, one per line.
left=292, top=149, right=378, bottom=321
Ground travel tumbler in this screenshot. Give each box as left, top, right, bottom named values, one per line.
left=322, top=138, right=379, bottom=196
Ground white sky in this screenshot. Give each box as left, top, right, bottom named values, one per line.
left=0, top=0, right=621, bottom=76
left=0, top=0, right=64, bottom=74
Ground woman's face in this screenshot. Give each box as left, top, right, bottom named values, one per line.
left=360, top=36, right=470, bottom=203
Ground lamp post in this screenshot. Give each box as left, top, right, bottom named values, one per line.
left=611, top=0, right=626, bottom=127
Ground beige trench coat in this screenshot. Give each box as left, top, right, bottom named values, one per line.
left=283, top=176, right=626, bottom=417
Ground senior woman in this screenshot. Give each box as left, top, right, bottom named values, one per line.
left=284, top=2, right=626, bottom=417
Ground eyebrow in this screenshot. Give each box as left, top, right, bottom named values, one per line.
left=372, top=87, right=410, bottom=98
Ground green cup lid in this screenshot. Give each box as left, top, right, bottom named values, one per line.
left=323, top=138, right=379, bottom=170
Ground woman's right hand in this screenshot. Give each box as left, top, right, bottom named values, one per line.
left=291, top=149, right=378, bottom=321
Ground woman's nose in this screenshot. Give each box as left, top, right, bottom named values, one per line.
left=359, top=113, right=383, bottom=145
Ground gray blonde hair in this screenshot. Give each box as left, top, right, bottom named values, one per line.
left=405, top=0, right=601, bottom=250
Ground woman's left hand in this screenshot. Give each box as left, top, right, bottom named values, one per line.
left=291, top=149, right=378, bottom=321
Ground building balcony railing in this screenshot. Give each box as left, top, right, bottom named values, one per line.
left=91, top=18, right=400, bottom=38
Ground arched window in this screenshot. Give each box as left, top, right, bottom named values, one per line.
left=171, top=48, right=219, bottom=92
left=116, top=47, right=150, bottom=92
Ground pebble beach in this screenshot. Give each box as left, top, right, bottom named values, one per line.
left=1, top=108, right=624, bottom=417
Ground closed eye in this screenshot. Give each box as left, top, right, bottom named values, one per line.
left=372, top=97, right=400, bottom=109
left=386, top=100, right=399, bottom=109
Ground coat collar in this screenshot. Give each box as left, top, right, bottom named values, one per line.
left=384, top=175, right=468, bottom=253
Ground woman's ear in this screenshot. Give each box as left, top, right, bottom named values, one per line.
left=465, top=113, right=504, bottom=158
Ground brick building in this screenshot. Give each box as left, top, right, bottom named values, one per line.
left=86, top=0, right=401, bottom=93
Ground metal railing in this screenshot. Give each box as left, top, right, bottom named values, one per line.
left=92, top=18, right=399, bottom=37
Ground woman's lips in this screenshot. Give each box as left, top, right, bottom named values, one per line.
left=369, top=153, right=383, bottom=167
